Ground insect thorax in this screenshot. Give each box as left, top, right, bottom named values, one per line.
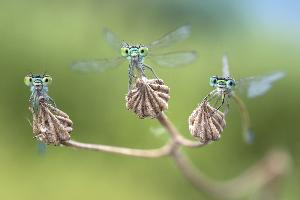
left=216, top=87, right=232, bottom=96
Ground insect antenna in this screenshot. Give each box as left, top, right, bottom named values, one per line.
left=121, top=41, right=129, bottom=47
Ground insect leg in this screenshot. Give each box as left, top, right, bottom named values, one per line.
left=139, top=64, right=146, bottom=78
left=143, top=64, right=159, bottom=79
left=202, top=89, right=218, bottom=103
left=202, top=90, right=220, bottom=116
left=215, top=94, right=225, bottom=111
left=208, top=95, right=225, bottom=117
left=213, top=95, right=221, bottom=108
left=27, top=118, right=33, bottom=127
left=47, top=96, right=56, bottom=107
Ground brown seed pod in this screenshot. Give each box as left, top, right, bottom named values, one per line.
left=126, top=77, right=170, bottom=119
left=30, top=98, right=73, bottom=145
left=188, top=101, right=226, bottom=143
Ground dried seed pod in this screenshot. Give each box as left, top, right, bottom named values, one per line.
left=30, top=97, right=73, bottom=145
left=126, top=77, right=170, bottom=119
left=189, top=101, right=226, bottom=143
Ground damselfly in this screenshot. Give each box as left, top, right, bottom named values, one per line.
left=25, top=74, right=55, bottom=113
left=71, top=25, right=197, bottom=90
left=203, top=55, right=286, bottom=143
left=25, top=74, right=73, bottom=145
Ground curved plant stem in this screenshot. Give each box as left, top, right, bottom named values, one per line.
left=157, top=112, right=290, bottom=199
left=63, top=112, right=205, bottom=158
left=63, top=139, right=174, bottom=158
left=172, top=149, right=290, bottom=200
left=61, top=111, right=290, bottom=200
left=156, top=113, right=206, bottom=148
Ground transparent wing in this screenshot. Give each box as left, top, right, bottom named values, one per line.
left=148, top=25, right=191, bottom=50
left=148, top=51, right=197, bottom=67
left=222, top=54, right=231, bottom=78
left=71, top=57, right=125, bottom=72
left=237, top=71, right=286, bottom=98
left=103, top=28, right=122, bottom=52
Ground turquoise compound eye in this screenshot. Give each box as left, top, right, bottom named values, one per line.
left=139, top=47, right=148, bottom=56
left=210, top=77, right=218, bottom=87
left=121, top=47, right=129, bottom=57
left=24, top=75, right=33, bottom=86
left=226, top=79, right=236, bottom=88
left=43, top=76, right=53, bottom=85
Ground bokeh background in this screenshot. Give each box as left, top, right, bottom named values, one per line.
left=0, top=0, right=299, bottom=199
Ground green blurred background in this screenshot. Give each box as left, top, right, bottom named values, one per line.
left=0, top=0, right=299, bottom=199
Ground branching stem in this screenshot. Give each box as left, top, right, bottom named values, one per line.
left=63, top=139, right=174, bottom=158
left=62, top=111, right=290, bottom=200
